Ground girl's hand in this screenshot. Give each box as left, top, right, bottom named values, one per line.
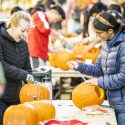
left=67, top=61, right=78, bottom=70
left=84, top=78, right=98, bottom=86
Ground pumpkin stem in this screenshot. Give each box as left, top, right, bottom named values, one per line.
left=33, top=96, right=38, bottom=100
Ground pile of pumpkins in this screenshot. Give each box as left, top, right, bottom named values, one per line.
left=49, top=44, right=100, bottom=70
left=3, top=82, right=56, bottom=125
left=3, top=81, right=105, bottom=125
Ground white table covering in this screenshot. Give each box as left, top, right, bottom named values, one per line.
left=52, top=100, right=117, bottom=125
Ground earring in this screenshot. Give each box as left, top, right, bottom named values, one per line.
left=108, top=29, right=113, bottom=34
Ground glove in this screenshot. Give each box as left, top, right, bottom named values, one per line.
left=26, top=74, right=34, bottom=83
left=67, top=61, right=78, bottom=70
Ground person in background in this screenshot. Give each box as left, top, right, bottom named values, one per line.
left=27, top=7, right=34, bottom=15
left=31, top=2, right=45, bottom=15
left=121, top=2, right=125, bottom=19
left=27, top=5, right=65, bottom=68
left=64, top=2, right=107, bottom=52
left=0, top=11, right=34, bottom=125
left=109, top=4, right=122, bottom=14
left=41, top=0, right=56, bottom=11
left=82, top=2, right=108, bottom=44
left=51, top=0, right=66, bottom=30
left=10, top=6, right=23, bottom=15
left=67, top=11, right=125, bottom=125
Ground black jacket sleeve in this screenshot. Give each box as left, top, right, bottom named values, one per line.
left=0, top=40, right=28, bottom=81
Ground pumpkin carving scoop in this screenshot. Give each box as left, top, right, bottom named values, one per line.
left=75, top=70, right=86, bottom=81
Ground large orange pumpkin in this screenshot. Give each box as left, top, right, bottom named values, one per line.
left=72, top=44, right=100, bottom=63
left=3, top=103, right=38, bottom=125
left=19, top=83, right=50, bottom=103
left=72, top=83, right=105, bottom=109
left=54, top=50, right=74, bottom=70
left=48, top=53, right=56, bottom=67
left=27, top=100, right=56, bottom=122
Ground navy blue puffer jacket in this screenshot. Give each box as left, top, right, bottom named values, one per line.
left=77, top=29, right=125, bottom=113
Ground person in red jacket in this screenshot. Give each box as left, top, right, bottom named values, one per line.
left=27, top=5, right=65, bottom=68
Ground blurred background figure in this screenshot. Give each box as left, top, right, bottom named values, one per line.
left=30, top=1, right=46, bottom=14
left=64, top=2, right=108, bottom=53
left=82, top=2, right=108, bottom=43
left=41, top=0, right=56, bottom=10
left=10, top=6, right=23, bottom=15
left=51, top=0, right=66, bottom=31
left=27, top=5, right=65, bottom=68
left=109, top=3, right=122, bottom=14
left=121, top=2, right=125, bottom=19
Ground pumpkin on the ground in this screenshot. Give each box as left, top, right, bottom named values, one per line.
left=19, top=83, right=50, bottom=103
left=72, top=83, right=105, bottom=109
left=3, top=104, right=38, bottom=125
left=27, top=100, right=56, bottom=122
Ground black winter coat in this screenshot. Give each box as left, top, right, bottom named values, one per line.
left=0, top=22, right=32, bottom=103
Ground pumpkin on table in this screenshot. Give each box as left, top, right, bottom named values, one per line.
left=49, top=49, right=74, bottom=70
left=48, top=53, right=56, bottom=67
left=55, top=50, right=74, bottom=70
left=19, top=83, right=50, bottom=103
left=27, top=100, right=56, bottom=122
left=3, top=103, right=38, bottom=125
left=72, top=83, right=105, bottom=109
left=72, top=44, right=100, bottom=63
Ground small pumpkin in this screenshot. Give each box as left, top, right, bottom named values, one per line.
left=72, top=83, right=105, bottom=109
left=3, top=103, right=38, bottom=125
left=19, top=83, right=50, bottom=103
left=27, top=100, right=56, bottom=122
left=64, top=33, right=73, bottom=38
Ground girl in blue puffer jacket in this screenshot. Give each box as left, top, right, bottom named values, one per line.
left=67, top=11, right=125, bottom=125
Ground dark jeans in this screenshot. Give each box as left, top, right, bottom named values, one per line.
left=32, top=57, right=39, bottom=68
left=0, top=99, right=20, bottom=125
left=116, top=112, right=125, bottom=125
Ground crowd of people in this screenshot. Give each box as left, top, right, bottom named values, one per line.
left=0, top=0, right=125, bottom=125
